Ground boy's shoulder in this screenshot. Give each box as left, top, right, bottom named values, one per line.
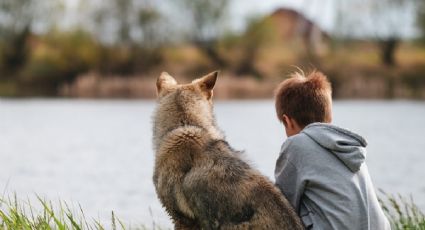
left=280, top=132, right=320, bottom=160
left=282, top=132, right=317, bottom=151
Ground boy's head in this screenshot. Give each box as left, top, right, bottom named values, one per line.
left=275, top=70, right=332, bottom=137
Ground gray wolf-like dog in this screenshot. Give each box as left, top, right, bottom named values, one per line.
left=152, top=71, right=303, bottom=230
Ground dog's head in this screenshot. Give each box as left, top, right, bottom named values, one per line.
left=156, top=71, right=218, bottom=100
left=153, top=71, right=219, bottom=140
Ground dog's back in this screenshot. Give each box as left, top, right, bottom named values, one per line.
left=153, top=72, right=303, bottom=230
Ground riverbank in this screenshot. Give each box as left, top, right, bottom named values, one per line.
left=1, top=43, right=425, bottom=100
left=1, top=193, right=423, bottom=229
left=55, top=65, right=425, bottom=100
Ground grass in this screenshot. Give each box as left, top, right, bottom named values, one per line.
left=379, top=190, right=425, bottom=230
left=1, top=193, right=424, bottom=229
left=0, top=194, right=165, bottom=230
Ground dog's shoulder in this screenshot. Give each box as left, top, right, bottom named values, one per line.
left=158, top=125, right=208, bottom=152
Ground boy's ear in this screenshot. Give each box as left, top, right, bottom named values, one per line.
left=282, top=114, right=290, bottom=127
left=193, top=71, right=219, bottom=99
left=282, top=115, right=303, bottom=137
left=283, top=114, right=298, bottom=129
left=157, top=72, right=177, bottom=95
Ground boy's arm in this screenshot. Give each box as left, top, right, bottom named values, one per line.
left=274, top=140, right=306, bottom=212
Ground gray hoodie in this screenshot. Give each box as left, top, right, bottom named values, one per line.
left=275, top=123, right=391, bottom=230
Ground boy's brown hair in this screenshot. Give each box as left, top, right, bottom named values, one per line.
left=274, top=70, right=332, bottom=128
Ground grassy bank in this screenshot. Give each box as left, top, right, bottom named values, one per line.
left=0, top=195, right=163, bottom=230
left=1, top=193, right=424, bottom=229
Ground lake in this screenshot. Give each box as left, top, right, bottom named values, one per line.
left=0, top=99, right=424, bottom=228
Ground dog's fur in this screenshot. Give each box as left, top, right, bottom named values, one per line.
left=152, top=71, right=303, bottom=230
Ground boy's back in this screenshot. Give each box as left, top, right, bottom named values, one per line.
left=275, top=123, right=390, bottom=229
left=273, top=71, right=390, bottom=229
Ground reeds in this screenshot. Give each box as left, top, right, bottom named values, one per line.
left=379, top=190, right=425, bottom=230
left=0, top=194, right=130, bottom=230
left=2, top=192, right=424, bottom=229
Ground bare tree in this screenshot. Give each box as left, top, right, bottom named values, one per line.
left=369, top=0, right=413, bottom=66
left=79, top=0, right=164, bottom=47
left=0, top=0, right=61, bottom=74
left=79, top=0, right=166, bottom=73
left=418, top=0, right=425, bottom=42
left=174, top=0, right=230, bottom=68
left=334, top=0, right=414, bottom=66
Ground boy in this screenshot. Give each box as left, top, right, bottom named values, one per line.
left=274, top=71, right=390, bottom=229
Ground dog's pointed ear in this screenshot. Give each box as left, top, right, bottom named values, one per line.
left=194, top=71, right=219, bottom=99
left=157, top=72, right=177, bottom=94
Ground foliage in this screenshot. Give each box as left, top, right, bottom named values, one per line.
left=9, top=29, right=101, bottom=95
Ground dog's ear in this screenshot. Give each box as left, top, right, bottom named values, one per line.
left=157, top=72, right=177, bottom=95
left=194, top=71, right=219, bottom=99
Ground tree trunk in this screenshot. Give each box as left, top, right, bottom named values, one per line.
left=235, top=46, right=261, bottom=79
left=3, top=25, right=31, bottom=75
left=194, top=40, right=226, bottom=68
left=380, top=38, right=399, bottom=66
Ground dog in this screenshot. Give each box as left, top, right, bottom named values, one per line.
left=152, top=71, right=303, bottom=230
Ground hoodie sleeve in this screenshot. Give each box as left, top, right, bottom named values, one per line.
left=274, top=139, right=306, bottom=212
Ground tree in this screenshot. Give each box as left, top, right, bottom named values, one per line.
left=418, top=0, right=425, bottom=42
left=79, top=0, right=165, bottom=73
left=175, top=0, right=230, bottom=68
left=233, top=16, right=276, bottom=78
left=334, top=0, right=413, bottom=66
left=80, top=0, right=164, bottom=47
left=0, top=0, right=61, bottom=75
left=369, top=0, right=413, bottom=66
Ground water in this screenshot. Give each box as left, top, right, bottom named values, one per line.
left=1, top=99, right=424, bottom=227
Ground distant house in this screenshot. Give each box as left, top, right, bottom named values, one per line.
left=267, top=8, right=329, bottom=55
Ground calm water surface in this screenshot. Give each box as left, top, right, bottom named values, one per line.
left=0, top=99, right=424, bottom=227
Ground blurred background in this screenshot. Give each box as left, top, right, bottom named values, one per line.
left=1, top=0, right=425, bottom=228
left=0, top=0, right=424, bottom=98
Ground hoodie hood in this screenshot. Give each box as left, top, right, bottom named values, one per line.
left=302, top=123, right=367, bottom=172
